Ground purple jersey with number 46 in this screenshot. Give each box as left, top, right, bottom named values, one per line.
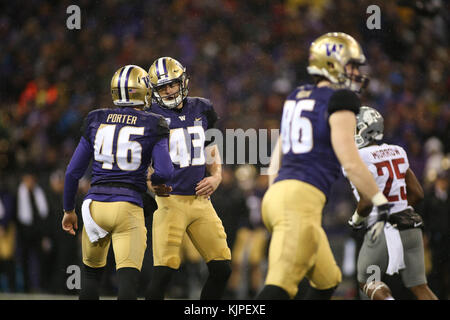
left=63, top=107, right=172, bottom=211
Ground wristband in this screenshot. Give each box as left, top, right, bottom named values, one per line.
left=371, top=191, right=388, bottom=207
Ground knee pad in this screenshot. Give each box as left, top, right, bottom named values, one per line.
left=207, top=260, right=232, bottom=281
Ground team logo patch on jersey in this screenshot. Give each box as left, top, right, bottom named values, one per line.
left=179, top=115, right=186, bottom=121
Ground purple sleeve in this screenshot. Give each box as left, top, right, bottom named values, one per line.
left=150, top=137, right=174, bottom=185
left=63, top=137, right=93, bottom=211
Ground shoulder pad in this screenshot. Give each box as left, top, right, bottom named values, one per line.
left=191, top=96, right=212, bottom=107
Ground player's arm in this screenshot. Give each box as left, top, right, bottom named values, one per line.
left=196, top=104, right=222, bottom=197
left=150, top=137, right=174, bottom=184
left=405, top=168, right=424, bottom=207
left=356, top=192, right=373, bottom=218
left=196, top=143, right=222, bottom=197
left=62, top=136, right=92, bottom=235
left=328, top=90, right=386, bottom=204
left=148, top=137, right=174, bottom=197
left=330, top=111, right=382, bottom=200
left=331, top=112, right=387, bottom=232
left=329, top=90, right=390, bottom=239
left=148, top=117, right=174, bottom=197
left=267, top=136, right=282, bottom=186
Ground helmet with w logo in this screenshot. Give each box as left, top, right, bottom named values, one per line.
left=111, top=65, right=151, bottom=108
left=307, top=32, right=369, bottom=92
left=148, top=57, right=189, bottom=109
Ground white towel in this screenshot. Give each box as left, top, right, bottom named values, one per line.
left=17, top=183, right=48, bottom=226
left=81, top=199, right=109, bottom=243
left=384, top=222, right=406, bottom=275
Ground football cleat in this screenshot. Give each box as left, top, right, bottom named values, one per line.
left=148, top=57, right=189, bottom=109
left=111, top=65, right=152, bottom=108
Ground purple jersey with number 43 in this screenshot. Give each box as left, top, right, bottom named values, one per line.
left=150, top=97, right=218, bottom=195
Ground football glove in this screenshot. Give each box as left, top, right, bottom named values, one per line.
left=348, top=211, right=366, bottom=230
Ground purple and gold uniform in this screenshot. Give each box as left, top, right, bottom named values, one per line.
left=150, top=97, right=231, bottom=269
left=151, top=97, right=217, bottom=195
left=262, top=84, right=361, bottom=297
left=275, top=85, right=342, bottom=197
left=63, top=107, right=173, bottom=270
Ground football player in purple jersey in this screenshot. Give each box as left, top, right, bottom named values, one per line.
left=145, top=57, right=231, bottom=300
left=256, top=33, right=391, bottom=300
left=62, top=65, right=173, bottom=300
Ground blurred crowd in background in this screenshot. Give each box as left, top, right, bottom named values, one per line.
left=0, top=0, right=448, bottom=299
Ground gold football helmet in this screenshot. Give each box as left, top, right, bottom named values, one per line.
left=111, top=65, right=151, bottom=108
left=307, top=32, right=369, bottom=92
left=148, top=57, right=189, bottom=109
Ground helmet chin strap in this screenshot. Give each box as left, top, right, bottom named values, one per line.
left=161, top=94, right=182, bottom=109
left=156, top=85, right=184, bottom=109
left=343, top=64, right=369, bottom=93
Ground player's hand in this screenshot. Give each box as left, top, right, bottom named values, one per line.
left=62, top=210, right=78, bottom=236
left=348, top=210, right=366, bottom=230
left=196, top=175, right=221, bottom=197
left=152, top=184, right=172, bottom=197
left=348, top=218, right=365, bottom=230
left=369, top=203, right=391, bottom=242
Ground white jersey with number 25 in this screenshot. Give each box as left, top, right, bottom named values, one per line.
left=345, top=143, right=412, bottom=227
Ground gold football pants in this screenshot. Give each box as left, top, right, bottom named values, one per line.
left=262, top=180, right=342, bottom=298
left=153, top=195, right=231, bottom=269
left=82, top=201, right=147, bottom=271
left=232, top=227, right=268, bottom=266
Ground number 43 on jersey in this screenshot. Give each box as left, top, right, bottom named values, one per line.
left=169, top=126, right=206, bottom=168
